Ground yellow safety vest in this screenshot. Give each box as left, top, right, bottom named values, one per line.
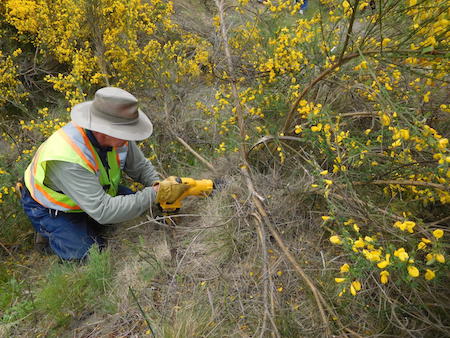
left=24, top=122, right=128, bottom=212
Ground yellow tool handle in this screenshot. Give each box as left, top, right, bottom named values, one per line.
left=159, top=177, right=214, bottom=211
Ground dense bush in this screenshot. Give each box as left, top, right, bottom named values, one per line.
left=0, top=0, right=448, bottom=336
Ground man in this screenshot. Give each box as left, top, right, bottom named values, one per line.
left=20, top=87, right=188, bottom=260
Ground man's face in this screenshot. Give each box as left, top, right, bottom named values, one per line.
left=92, top=131, right=127, bottom=147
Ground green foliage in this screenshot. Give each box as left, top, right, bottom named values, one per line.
left=1, top=246, right=113, bottom=330
left=36, top=246, right=113, bottom=323
left=1, top=300, right=34, bottom=324
left=0, top=161, right=31, bottom=246
left=0, top=276, right=23, bottom=312
left=0, top=0, right=449, bottom=336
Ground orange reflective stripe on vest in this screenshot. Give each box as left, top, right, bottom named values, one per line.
left=59, top=130, right=97, bottom=172
left=73, top=124, right=100, bottom=171
left=35, top=184, right=81, bottom=210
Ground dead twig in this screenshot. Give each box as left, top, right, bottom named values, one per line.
left=174, top=135, right=217, bottom=174
left=253, top=212, right=279, bottom=338
left=128, top=286, right=155, bottom=336
left=243, top=165, right=336, bottom=337
left=426, top=216, right=450, bottom=227
left=215, top=0, right=338, bottom=333
left=0, top=240, right=13, bottom=256
left=339, top=111, right=376, bottom=117
left=214, top=0, right=249, bottom=162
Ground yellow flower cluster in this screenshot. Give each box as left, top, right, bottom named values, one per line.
left=0, top=50, right=28, bottom=109
left=20, top=117, right=67, bottom=138
left=334, top=262, right=362, bottom=296
left=330, top=215, right=446, bottom=290
left=406, top=0, right=449, bottom=49
left=393, top=220, right=416, bottom=233
left=0, top=184, right=16, bottom=204
left=5, top=0, right=212, bottom=109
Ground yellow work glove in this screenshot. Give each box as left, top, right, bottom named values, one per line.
left=154, top=176, right=190, bottom=204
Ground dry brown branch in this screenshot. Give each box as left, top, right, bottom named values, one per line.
left=281, top=52, right=362, bottom=134
left=214, top=0, right=250, bottom=164
left=174, top=135, right=217, bottom=173
left=253, top=214, right=270, bottom=337
left=339, top=111, right=376, bottom=117
left=0, top=240, right=13, bottom=256
left=215, top=1, right=282, bottom=334
left=213, top=1, right=360, bottom=335
left=426, top=216, right=450, bottom=226
left=243, top=165, right=336, bottom=337
left=249, top=135, right=304, bottom=154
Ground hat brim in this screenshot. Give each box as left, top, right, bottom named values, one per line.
left=71, top=101, right=153, bottom=141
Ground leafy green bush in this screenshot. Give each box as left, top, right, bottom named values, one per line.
left=36, top=246, right=113, bottom=324
left=1, top=246, right=113, bottom=332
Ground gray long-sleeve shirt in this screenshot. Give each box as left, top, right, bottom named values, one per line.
left=43, top=141, right=160, bottom=224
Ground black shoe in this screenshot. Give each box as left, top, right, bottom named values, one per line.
left=35, top=232, right=52, bottom=255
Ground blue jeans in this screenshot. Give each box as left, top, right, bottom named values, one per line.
left=21, top=185, right=134, bottom=260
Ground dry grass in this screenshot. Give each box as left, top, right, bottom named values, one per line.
left=2, top=1, right=449, bottom=336
left=3, top=142, right=449, bottom=336
left=100, top=156, right=332, bottom=335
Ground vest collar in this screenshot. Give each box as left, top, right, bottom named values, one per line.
left=85, top=129, right=112, bottom=152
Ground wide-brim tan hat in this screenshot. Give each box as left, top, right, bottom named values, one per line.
left=71, top=87, right=153, bottom=141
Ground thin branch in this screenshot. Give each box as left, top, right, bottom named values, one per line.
left=0, top=123, right=22, bottom=159
left=254, top=213, right=279, bottom=338
left=426, top=216, right=450, bottom=227
left=214, top=0, right=250, bottom=163
left=0, top=241, right=13, bottom=257
left=339, top=111, right=376, bottom=117
left=249, top=135, right=304, bottom=154
left=214, top=1, right=365, bottom=335
left=374, top=160, right=437, bottom=180
left=128, top=286, right=155, bottom=336
left=242, top=166, right=336, bottom=337
left=174, top=135, right=217, bottom=173
left=282, top=52, right=361, bottom=134
left=338, top=0, right=360, bottom=63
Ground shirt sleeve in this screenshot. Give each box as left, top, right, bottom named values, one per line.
left=44, top=160, right=157, bottom=224
left=124, top=141, right=160, bottom=186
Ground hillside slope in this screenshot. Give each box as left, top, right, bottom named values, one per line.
left=1, top=0, right=449, bottom=336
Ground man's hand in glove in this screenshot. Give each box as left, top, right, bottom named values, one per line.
left=153, top=176, right=190, bottom=204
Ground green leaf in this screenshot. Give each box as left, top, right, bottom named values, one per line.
left=421, top=46, right=434, bottom=54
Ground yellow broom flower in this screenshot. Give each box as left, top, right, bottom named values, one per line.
left=407, top=265, right=419, bottom=278
left=432, top=229, right=444, bottom=239
left=330, top=235, right=342, bottom=245
left=340, top=264, right=350, bottom=273
left=424, top=269, right=435, bottom=281
left=352, top=280, right=361, bottom=291
left=435, top=253, right=445, bottom=263
left=380, top=270, right=389, bottom=284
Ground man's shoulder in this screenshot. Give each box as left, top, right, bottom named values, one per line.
left=46, top=160, right=90, bottom=173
